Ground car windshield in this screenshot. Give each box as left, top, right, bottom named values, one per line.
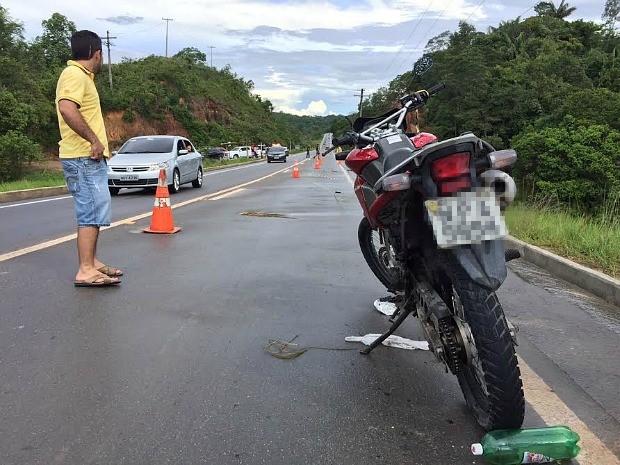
left=269, top=147, right=286, bottom=154
left=119, top=138, right=174, bottom=154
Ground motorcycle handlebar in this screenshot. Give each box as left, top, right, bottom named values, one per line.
left=400, top=82, right=445, bottom=106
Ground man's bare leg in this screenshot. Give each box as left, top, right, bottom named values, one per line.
left=75, top=226, right=119, bottom=283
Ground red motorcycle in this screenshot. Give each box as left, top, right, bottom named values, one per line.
left=329, top=84, right=524, bottom=430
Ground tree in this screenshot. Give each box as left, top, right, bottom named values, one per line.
left=173, top=47, right=207, bottom=65
left=0, top=6, right=25, bottom=58
left=603, top=0, right=620, bottom=30
left=31, top=13, right=76, bottom=68
left=534, top=0, right=576, bottom=19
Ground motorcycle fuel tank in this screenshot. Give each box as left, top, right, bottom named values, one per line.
left=345, top=147, right=379, bottom=176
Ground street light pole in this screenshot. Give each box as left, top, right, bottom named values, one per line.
left=162, top=17, right=173, bottom=57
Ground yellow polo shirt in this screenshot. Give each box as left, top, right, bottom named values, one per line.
left=55, top=60, right=109, bottom=158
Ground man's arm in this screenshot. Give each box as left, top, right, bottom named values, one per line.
left=57, top=99, right=105, bottom=160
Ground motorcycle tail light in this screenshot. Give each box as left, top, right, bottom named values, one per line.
left=431, top=152, right=471, bottom=195
left=382, top=173, right=411, bottom=191
left=411, top=132, right=438, bottom=148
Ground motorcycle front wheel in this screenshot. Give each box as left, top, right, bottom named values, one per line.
left=448, top=268, right=525, bottom=431
left=357, top=217, right=402, bottom=291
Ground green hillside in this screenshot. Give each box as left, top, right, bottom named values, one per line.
left=0, top=6, right=334, bottom=182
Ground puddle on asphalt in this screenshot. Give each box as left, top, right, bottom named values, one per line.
left=508, top=260, right=620, bottom=334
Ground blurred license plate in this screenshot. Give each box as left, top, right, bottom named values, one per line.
left=424, top=189, right=506, bottom=248
left=120, top=175, right=139, bottom=181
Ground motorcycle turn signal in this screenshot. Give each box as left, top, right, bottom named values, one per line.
left=382, top=173, right=411, bottom=191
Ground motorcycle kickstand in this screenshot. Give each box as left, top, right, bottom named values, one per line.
left=360, top=306, right=413, bottom=355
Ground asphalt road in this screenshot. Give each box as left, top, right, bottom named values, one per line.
left=1, top=153, right=619, bottom=464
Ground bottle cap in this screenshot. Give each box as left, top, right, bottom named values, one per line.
left=471, top=443, right=483, bottom=455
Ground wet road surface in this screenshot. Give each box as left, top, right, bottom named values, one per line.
left=1, top=154, right=618, bottom=464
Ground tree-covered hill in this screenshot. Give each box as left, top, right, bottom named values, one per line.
left=0, top=6, right=333, bottom=182
left=361, top=2, right=620, bottom=211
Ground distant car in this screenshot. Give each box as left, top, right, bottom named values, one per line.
left=228, top=146, right=251, bottom=159
left=107, top=135, right=203, bottom=195
left=266, top=146, right=289, bottom=163
left=205, top=147, right=228, bottom=159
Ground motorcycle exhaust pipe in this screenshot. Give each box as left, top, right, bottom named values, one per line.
left=478, top=170, right=516, bottom=207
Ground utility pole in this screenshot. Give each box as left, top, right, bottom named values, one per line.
left=103, top=31, right=116, bottom=90
left=207, top=46, right=215, bottom=67
left=354, top=88, right=365, bottom=117
left=162, top=17, right=173, bottom=57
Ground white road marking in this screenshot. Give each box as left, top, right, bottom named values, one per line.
left=209, top=188, right=246, bottom=200
left=519, top=357, right=619, bottom=463
left=0, top=195, right=73, bottom=209
left=338, top=162, right=354, bottom=186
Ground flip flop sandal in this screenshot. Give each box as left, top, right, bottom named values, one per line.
left=74, top=273, right=121, bottom=287
left=98, top=265, right=124, bottom=277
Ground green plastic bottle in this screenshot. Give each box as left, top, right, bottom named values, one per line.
left=471, top=426, right=580, bottom=464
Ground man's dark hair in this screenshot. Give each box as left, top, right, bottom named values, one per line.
left=71, top=30, right=102, bottom=60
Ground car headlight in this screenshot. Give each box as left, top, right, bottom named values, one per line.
left=107, top=165, right=113, bottom=173
left=150, top=162, right=169, bottom=171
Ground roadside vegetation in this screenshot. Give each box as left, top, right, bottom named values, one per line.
left=0, top=6, right=332, bottom=185
left=0, top=169, right=65, bottom=192
left=506, top=198, right=620, bottom=279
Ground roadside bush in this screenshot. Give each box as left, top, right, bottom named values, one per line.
left=0, top=130, right=43, bottom=182
left=511, top=118, right=620, bottom=211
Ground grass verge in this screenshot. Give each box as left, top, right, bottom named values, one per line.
left=0, top=157, right=263, bottom=192
left=0, top=170, right=66, bottom=192
left=505, top=203, right=620, bottom=279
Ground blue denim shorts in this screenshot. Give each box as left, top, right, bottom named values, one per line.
left=61, top=157, right=111, bottom=227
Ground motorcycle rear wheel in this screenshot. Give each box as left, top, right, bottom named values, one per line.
left=358, top=217, right=401, bottom=291
left=448, top=269, right=525, bottom=431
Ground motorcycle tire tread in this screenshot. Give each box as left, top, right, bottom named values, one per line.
left=450, top=269, right=525, bottom=431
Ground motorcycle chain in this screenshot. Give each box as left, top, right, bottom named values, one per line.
left=438, top=318, right=461, bottom=374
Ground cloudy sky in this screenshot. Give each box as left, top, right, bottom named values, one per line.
left=2, top=0, right=606, bottom=115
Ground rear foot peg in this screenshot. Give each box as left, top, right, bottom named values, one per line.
left=505, top=249, right=521, bottom=262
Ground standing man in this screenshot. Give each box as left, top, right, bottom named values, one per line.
left=56, top=30, right=122, bottom=287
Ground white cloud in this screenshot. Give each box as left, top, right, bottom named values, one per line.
left=277, top=100, right=328, bottom=116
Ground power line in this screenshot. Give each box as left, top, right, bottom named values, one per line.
left=394, top=0, right=455, bottom=78
left=463, top=0, right=488, bottom=24
left=384, top=1, right=435, bottom=77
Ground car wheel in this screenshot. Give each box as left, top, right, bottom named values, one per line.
left=109, top=187, right=120, bottom=196
left=267, top=159, right=271, bottom=163
left=233, top=154, right=239, bottom=159
left=169, top=169, right=181, bottom=193
left=192, top=166, right=203, bottom=188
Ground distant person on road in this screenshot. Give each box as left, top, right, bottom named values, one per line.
left=55, top=30, right=122, bottom=287
left=306, top=146, right=310, bottom=158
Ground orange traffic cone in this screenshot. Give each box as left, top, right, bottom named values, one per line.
left=292, top=163, right=300, bottom=178
left=314, top=157, right=321, bottom=170
left=337, top=160, right=342, bottom=166
left=143, top=169, right=181, bottom=234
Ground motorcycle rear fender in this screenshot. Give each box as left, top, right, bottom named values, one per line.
left=447, top=240, right=507, bottom=291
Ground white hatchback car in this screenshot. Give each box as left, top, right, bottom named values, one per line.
left=227, top=146, right=252, bottom=159
left=107, top=135, right=203, bottom=195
